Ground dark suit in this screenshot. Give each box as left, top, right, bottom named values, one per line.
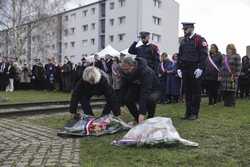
left=121, top=58, right=161, bottom=121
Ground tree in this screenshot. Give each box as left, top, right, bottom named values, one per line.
left=0, top=0, right=66, bottom=63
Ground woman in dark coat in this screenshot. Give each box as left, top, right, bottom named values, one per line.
left=238, top=56, right=250, bottom=98
left=165, top=54, right=181, bottom=103
left=45, top=58, right=57, bottom=91
left=204, top=44, right=223, bottom=105
left=159, top=53, right=172, bottom=103
left=219, top=44, right=241, bottom=107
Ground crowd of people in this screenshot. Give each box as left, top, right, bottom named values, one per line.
left=0, top=54, right=115, bottom=93
left=1, top=24, right=250, bottom=122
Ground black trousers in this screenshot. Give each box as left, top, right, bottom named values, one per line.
left=206, top=80, right=220, bottom=105
left=182, top=69, right=201, bottom=117
left=223, top=91, right=236, bottom=107
left=79, top=96, right=119, bottom=116
left=123, top=85, right=160, bottom=122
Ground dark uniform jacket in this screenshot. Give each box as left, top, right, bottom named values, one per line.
left=128, top=41, right=160, bottom=74
left=69, top=74, right=119, bottom=114
left=177, top=34, right=208, bottom=71
left=120, top=58, right=161, bottom=115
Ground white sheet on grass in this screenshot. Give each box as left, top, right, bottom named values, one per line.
left=112, top=117, right=199, bottom=147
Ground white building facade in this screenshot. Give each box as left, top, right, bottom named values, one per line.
left=0, top=0, right=179, bottom=64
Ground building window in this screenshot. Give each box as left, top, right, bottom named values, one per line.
left=52, top=44, right=55, bottom=50
left=118, top=16, right=126, bottom=25
left=118, top=33, right=125, bottom=41
left=71, top=27, right=76, bottom=34
left=110, top=35, right=114, bottom=42
left=82, top=40, right=88, bottom=47
left=91, top=38, right=95, bottom=45
left=64, top=29, right=68, bottom=36
left=152, top=33, right=161, bottom=43
left=91, top=8, right=96, bottom=15
left=32, top=36, right=36, bottom=42
left=71, top=41, right=75, bottom=48
left=91, top=23, right=96, bottom=30
left=110, top=19, right=114, bottom=26
left=119, top=0, right=126, bottom=7
left=82, top=25, right=88, bottom=31
left=100, top=3, right=106, bottom=17
left=71, top=13, right=76, bottom=19
left=153, top=16, right=161, bottom=25
left=153, top=0, right=161, bottom=8
left=64, top=15, right=68, bottom=21
left=64, top=42, right=68, bottom=49
left=110, top=2, right=115, bottom=10
left=82, top=10, right=88, bottom=17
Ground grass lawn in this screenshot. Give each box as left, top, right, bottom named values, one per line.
left=0, top=90, right=70, bottom=104
left=28, top=99, right=250, bottom=167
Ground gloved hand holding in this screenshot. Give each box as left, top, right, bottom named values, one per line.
left=194, top=69, right=203, bottom=79
left=177, top=69, right=182, bottom=78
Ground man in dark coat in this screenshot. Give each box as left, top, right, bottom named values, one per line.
left=75, top=57, right=88, bottom=83
left=69, top=66, right=120, bottom=118
left=32, top=59, right=45, bottom=90
left=177, top=22, right=208, bottom=120
left=0, top=58, right=9, bottom=91
left=128, top=31, right=160, bottom=74
left=45, top=58, right=56, bottom=91
left=93, top=54, right=103, bottom=70
left=62, top=57, right=73, bottom=92
left=120, top=56, right=161, bottom=124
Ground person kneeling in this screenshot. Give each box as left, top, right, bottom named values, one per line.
left=69, top=66, right=120, bottom=119
left=120, top=56, right=161, bottom=124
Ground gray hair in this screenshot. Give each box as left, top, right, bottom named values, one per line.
left=122, top=56, right=137, bottom=66
left=82, top=66, right=101, bottom=84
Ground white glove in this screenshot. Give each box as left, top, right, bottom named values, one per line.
left=177, top=69, right=182, bottom=78
left=194, top=68, right=203, bottom=79
left=136, top=40, right=143, bottom=48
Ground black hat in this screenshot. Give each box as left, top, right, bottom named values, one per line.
left=181, top=22, right=195, bottom=29
left=81, top=57, right=86, bottom=61
left=139, top=31, right=150, bottom=39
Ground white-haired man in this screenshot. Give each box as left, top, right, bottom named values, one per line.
left=69, top=66, right=120, bottom=119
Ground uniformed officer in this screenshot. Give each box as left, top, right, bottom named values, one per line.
left=177, top=22, right=208, bottom=120
left=128, top=31, right=160, bottom=74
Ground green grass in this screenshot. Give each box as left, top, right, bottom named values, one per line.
left=0, top=90, right=70, bottom=104
left=28, top=100, right=250, bottom=167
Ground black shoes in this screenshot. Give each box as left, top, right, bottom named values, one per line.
left=188, top=115, right=198, bottom=120
left=181, top=115, right=198, bottom=120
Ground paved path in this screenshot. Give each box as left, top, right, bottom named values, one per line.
left=0, top=118, right=81, bottom=167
